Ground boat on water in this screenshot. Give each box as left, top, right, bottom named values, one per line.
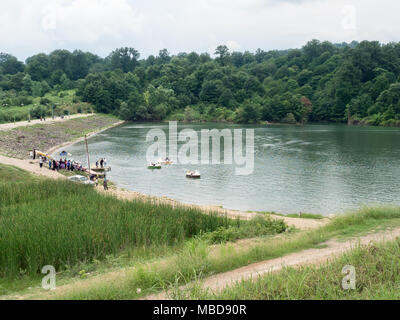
left=91, top=165, right=111, bottom=172
left=158, top=157, right=173, bottom=165
left=148, top=162, right=162, bottom=169
left=88, top=170, right=107, bottom=178
left=186, top=170, right=201, bottom=179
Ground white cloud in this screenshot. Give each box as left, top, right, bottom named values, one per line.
left=0, top=0, right=399, bottom=60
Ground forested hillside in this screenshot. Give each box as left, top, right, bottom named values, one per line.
left=2, top=40, right=400, bottom=125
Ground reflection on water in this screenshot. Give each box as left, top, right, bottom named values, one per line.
left=61, top=123, right=400, bottom=215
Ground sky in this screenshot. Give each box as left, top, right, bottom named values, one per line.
left=0, top=0, right=399, bottom=61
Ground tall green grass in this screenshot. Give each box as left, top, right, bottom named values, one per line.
left=0, top=179, right=234, bottom=277
left=0, top=175, right=287, bottom=279
left=9, top=204, right=400, bottom=299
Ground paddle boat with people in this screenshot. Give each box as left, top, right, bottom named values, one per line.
left=158, top=157, right=173, bottom=165
left=91, top=164, right=111, bottom=173
left=148, top=162, right=162, bottom=169
left=94, top=158, right=111, bottom=171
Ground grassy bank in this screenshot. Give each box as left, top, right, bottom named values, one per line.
left=1, top=162, right=400, bottom=300
left=0, top=163, right=287, bottom=283
left=0, top=179, right=226, bottom=277
left=18, top=206, right=400, bottom=300
left=178, top=237, right=400, bottom=300
left=0, top=113, right=120, bottom=159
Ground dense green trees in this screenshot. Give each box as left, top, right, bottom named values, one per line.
left=0, top=53, right=24, bottom=75
left=108, top=47, right=140, bottom=73
left=3, top=41, right=400, bottom=126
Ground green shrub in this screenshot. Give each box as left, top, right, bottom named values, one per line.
left=204, top=217, right=288, bottom=243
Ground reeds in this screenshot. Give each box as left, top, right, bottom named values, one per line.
left=0, top=179, right=232, bottom=277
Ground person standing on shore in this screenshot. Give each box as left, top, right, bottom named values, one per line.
left=39, top=156, right=43, bottom=168
left=103, top=176, right=109, bottom=191
left=29, top=150, right=33, bottom=159
left=33, top=149, right=36, bottom=160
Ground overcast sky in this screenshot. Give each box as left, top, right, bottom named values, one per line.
left=1, top=0, right=399, bottom=61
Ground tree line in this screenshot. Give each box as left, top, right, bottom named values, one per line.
left=2, top=40, right=400, bottom=126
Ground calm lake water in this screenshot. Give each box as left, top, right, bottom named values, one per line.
left=61, top=123, right=400, bottom=215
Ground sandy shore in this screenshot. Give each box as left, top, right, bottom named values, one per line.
left=102, top=187, right=328, bottom=229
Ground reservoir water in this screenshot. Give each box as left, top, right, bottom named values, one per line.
left=62, top=123, right=400, bottom=215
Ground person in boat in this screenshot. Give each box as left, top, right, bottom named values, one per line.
left=100, top=158, right=104, bottom=168
left=96, top=160, right=99, bottom=168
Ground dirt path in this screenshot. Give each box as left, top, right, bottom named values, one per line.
left=144, top=227, right=400, bottom=300
left=1, top=233, right=286, bottom=300
left=0, top=114, right=94, bottom=131
left=0, top=155, right=66, bottom=180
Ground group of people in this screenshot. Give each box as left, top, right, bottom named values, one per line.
left=32, top=149, right=85, bottom=172
left=48, top=158, right=84, bottom=172
left=38, top=156, right=84, bottom=172
left=32, top=148, right=110, bottom=191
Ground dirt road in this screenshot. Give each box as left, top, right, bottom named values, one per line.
left=0, top=155, right=65, bottom=180
left=144, top=227, right=400, bottom=299
left=0, top=114, right=94, bottom=131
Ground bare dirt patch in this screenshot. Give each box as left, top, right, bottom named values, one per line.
left=0, top=115, right=121, bottom=159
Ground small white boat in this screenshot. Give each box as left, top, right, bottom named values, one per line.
left=91, top=165, right=111, bottom=172
left=186, top=170, right=201, bottom=179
